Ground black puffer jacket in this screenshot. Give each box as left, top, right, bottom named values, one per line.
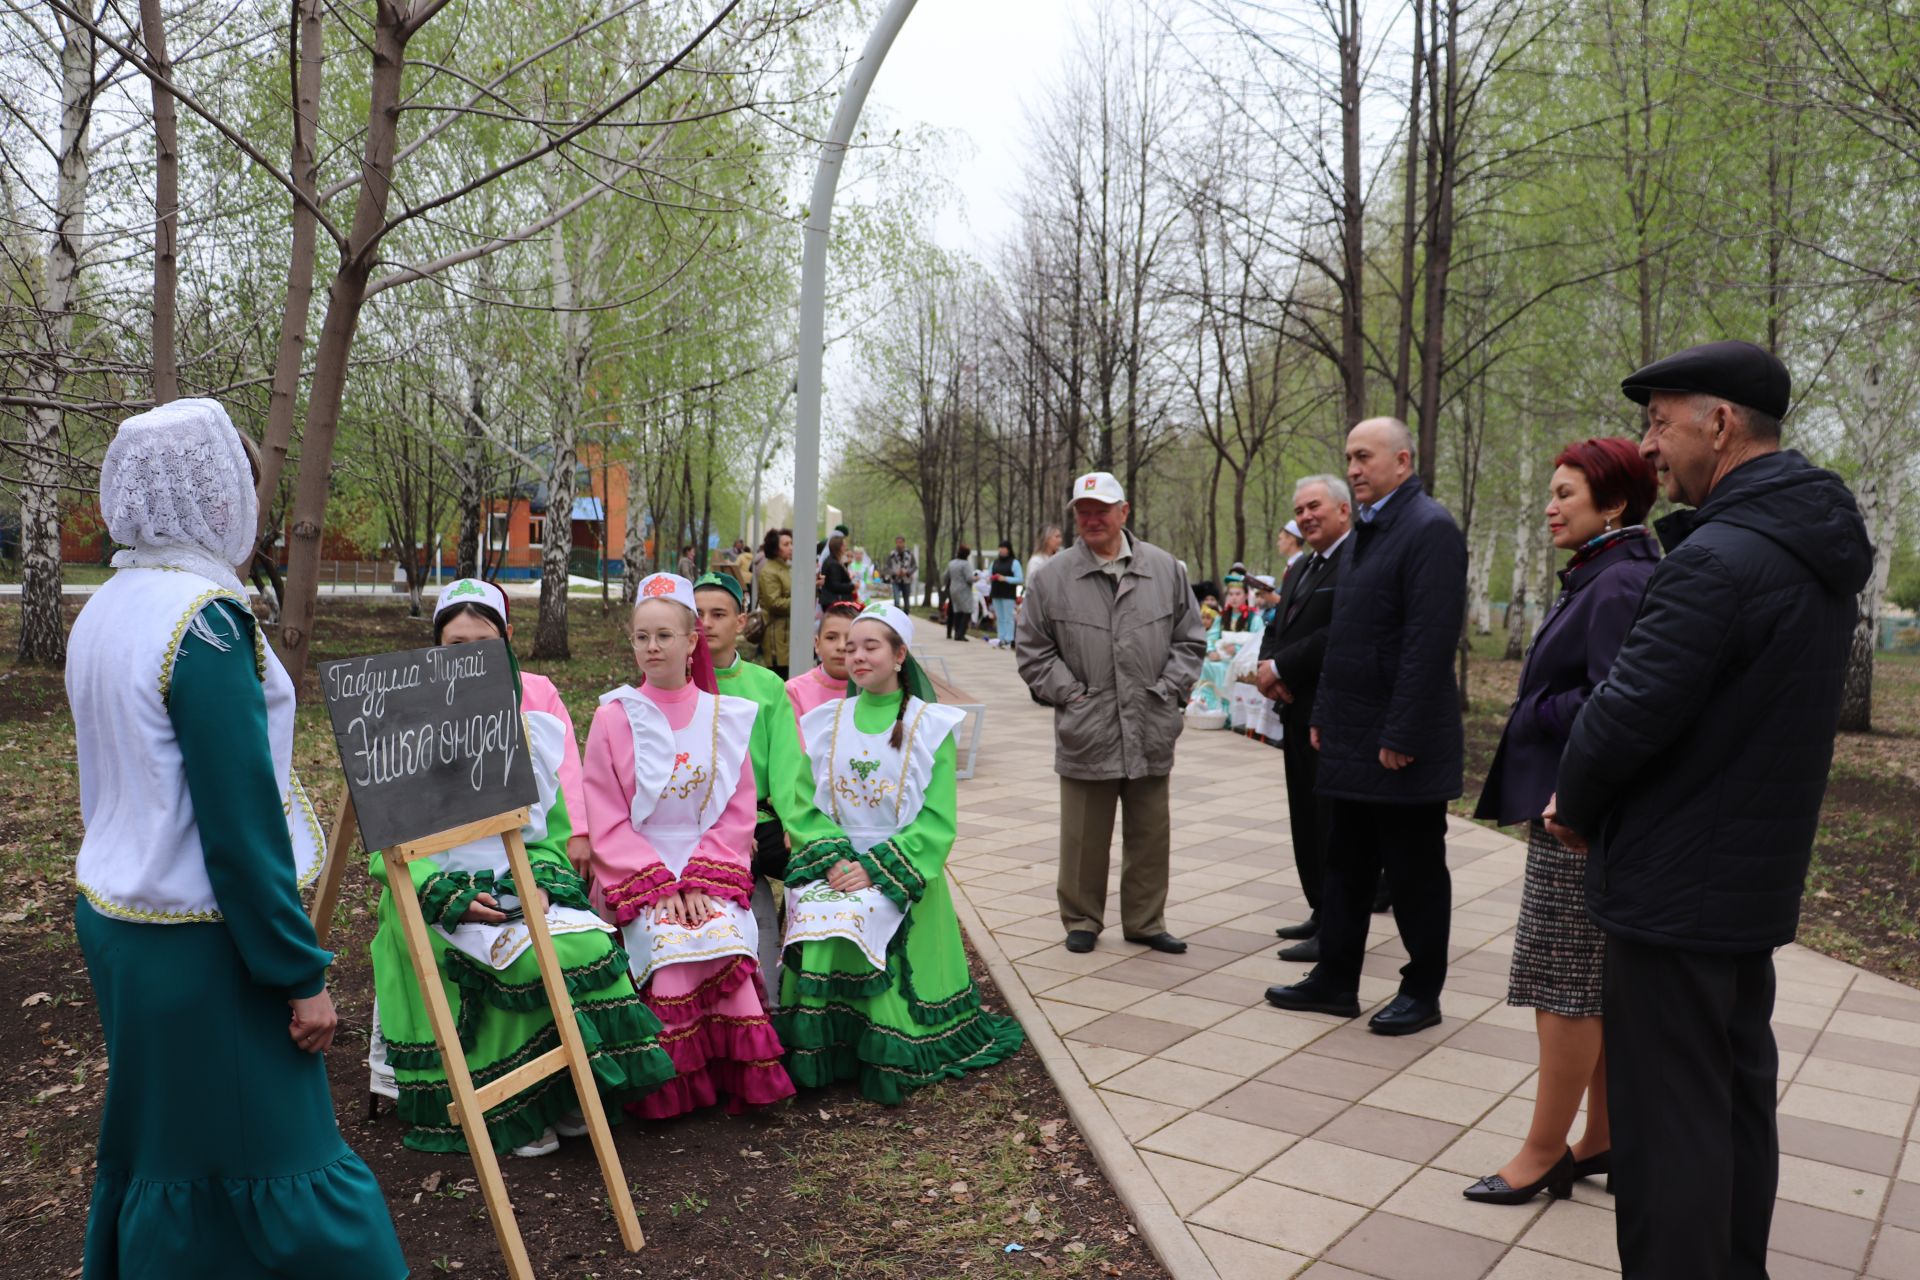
left=1311, top=475, right=1468, bottom=805
left=1557, top=450, right=1872, bottom=953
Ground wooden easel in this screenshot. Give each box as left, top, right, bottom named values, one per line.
left=310, top=794, right=644, bottom=1279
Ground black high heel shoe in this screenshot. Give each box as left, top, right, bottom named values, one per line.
left=1572, top=1150, right=1611, bottom=1192
left=1462, top=1148, right=1576, bottom=1205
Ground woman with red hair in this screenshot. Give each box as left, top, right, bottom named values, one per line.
left=584, top=573, right=795, bottom=1118
left=1462, top=437, right=1659, bottom=1206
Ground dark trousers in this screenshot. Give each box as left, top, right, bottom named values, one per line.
left=1604, top=936, right=1778, bottom=1279
left=1311, top=799, right=1450, bottom=1000
left=946, top=600, right=969, bottom=641
left=892, top=580, right=912, bottom=610
left=1279, top=728, right=1326, bottom=914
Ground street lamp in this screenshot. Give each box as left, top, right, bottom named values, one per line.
left=790, top=0, right=920, bottom=675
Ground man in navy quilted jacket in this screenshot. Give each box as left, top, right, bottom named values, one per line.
left=1265, top=417, right=1468, bottom=1036
left=1548, top=341, right=1871, bottom=1279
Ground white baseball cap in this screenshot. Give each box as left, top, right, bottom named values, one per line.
left=1071, top=471, right=1125, bottom=505
left=854, top=600, right=914, bottom=648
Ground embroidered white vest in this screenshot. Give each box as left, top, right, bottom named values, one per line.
left=798, top=695, right=967, bottom=854
left=69, top=567, right=323, bottom=923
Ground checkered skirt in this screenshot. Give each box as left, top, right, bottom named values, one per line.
left=1507, top=820, right=1605, bottom=1018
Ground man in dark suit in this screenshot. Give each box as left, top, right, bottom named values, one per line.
left=1257, top=476, right=1352, bottom=962
left=1266, top=417, right=1467, bottom=1035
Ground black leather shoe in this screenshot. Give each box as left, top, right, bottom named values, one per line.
left=1462, top=1148, right=1575, bottom=1205
left=1572, top=1151, right=1611, bottom=1187
left=1372, top=884, right=1393, bottom=913
left=1125, top=932, right=1188, bottom=954
left=1367, top=994, right=1442, bottom=1036
left=1274, top=917, right=1320, bottom=940
left=1277, top=936, right=1321, bottom=963
left=1064, top=930, right=1097, bottom=953
left=1263, top=982, right=1361, bottom=1017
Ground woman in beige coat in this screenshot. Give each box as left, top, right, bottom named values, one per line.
left=758, top=527, right=794, bottom=677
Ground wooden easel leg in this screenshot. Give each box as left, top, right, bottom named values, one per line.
left=502, top=830, right=646, bottom=1252
left=309, top=792, right=357, bottom=947
left=388, top=865, right=540, bottom=1280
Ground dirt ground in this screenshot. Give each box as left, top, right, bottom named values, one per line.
left=0, top=600, right=1167, bottom=1280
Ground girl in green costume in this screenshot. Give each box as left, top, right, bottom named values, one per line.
left=367, top=580, right=675, bottom=1156
left=775, top=602, right=1024, bottom=1103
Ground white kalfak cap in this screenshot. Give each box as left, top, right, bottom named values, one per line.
left=854, top=600, right=914, bottom=648
left=434, top=577, right=510, bottom=626
left=1071, top=471, right=1126, bottom=505
left=634, top=572, right=697, bottom=614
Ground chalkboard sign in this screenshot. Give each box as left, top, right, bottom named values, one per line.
left=319, top=638, right=537, bottom=851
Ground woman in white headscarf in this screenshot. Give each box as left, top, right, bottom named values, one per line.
left=67, top=400, right=406, bottom=1279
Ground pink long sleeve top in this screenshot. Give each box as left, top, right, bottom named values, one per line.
left=519, top=671, right=586, bottom=828
left=582, top=678, right=758, bottom=924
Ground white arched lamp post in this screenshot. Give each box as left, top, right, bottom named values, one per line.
left=789, top=0, right=919, bottom=675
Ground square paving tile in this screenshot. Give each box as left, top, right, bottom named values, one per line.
left=1173, top=971, right=1283, bottom=1006
left=1430, top=1127, right=1527, bottom=1179
left=1093, top=1089, right=1186, bottom=1141
left=1485, top=1250, right=1614, bottom=1280
left=1259, top=1052, right=1397, bottom=1102
left=1518, top=1199, right=1619, bottom=1268
left=1868, top=1224, right=1920, bottom=1280
left=1161, top=1029, right=1294, bottom=1077
left=1405, top=1046, right=1538, bottom=1093
left=1205, top=1080, right=1352, bottom=1135
left=1441, top=1020, right=1540, bottom=1063
left=1779, top=1082, right=1915, bottom=1137
left=1767, top=1252, right=1856, bottom=1280
left=1063, top=1040, right=1145, bottom=1085
left=1815, top=1029, right=1920, bottom=1073
left=1779, top=1114, right=1906, bottom=1176
left=1096, top=955, right=1201, bottom=991
left=1067, top=1011, right=1195, bottom=1055
left=1255, top=1137, right=1422, bottom=1207
left=1314, top=1105, right=1462, bottom=1164
left=1768, top=1199, right=1875, bottom=1270
left=1777, top=1153, right=1889, bottom=1218
left=1310, top=1025, right=1436, bottom=1071
left=1140, top=1111, right=1298, bottom=1173
left=1102, top=1056, right=1242, bottom=1107
left=1139, top=1151, right=1242, bottom=1216
left=1362, top=1074, right=1506, bottom=1127
left=1380, top=1166, right=1544, bottom=1242
left=1793, top=1055, right=1920, bottom=1105
left=1044, top=974, right=1163, bottom=1012
left=1035, top=998, right=1106, bottom=1036
left=1190, top=1178, right=1371, bottom=1257
left=1323, top=1210, right=1506, bottom=1280
left=1886, top=1179, right=1920, bottom=1229
left=1213, top=1006, right=1343, bottom=1049
left=1189, top=1224, right=1312, bottom=1279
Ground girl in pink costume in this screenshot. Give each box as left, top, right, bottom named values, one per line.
left=584, top=573, right=794, bottom=1117
left=786, top=600, right=860, bottom=737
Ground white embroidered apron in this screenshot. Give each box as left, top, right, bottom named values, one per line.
left=604, top=687, right=760, bottom=986
left=784, top=696, right=964, bottom=971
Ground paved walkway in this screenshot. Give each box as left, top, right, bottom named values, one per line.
left=932, top=639, right=1920, bottom=1280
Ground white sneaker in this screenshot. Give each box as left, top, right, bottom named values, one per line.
left=511, top=1127, right=560, bottom=1158
left=554, top=1109, right=588, bottom=1139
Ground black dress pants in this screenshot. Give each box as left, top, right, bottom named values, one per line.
left=1310, top=798, right=1450, bottom=1000
left=1279, top=728, right=1326, bottom=914
left=1604, top=935, right=1778, bottom=1279
left=946, top=601, right=969, bottom=641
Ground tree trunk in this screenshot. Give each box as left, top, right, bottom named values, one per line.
left=1838, top=455, right=1897, bottom=732
left=1415, top=0, right=1459, bottom=490
left=457, top=366, right=483, bottom=578
left=273, top=3, right=411, bottom=678
left=1503, top=445, right=1535, bottom=660
left=1468, top=526, right=1495, bottom=634
left=18, top=16, right=95, bottom=666
left=255, top=0, right=324, bottom=523
left=1338, top=0, right=1367, bottom=425
left=622, top=459, right=645, bottom=606
left=533, top=162, right=589, bottom=662
left=140, top=0, right=179, bottom=403
left=1392, top=0, right=1423, bottom=424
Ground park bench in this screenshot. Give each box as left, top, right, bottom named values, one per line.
left=918, top=654, right=987, bottom=781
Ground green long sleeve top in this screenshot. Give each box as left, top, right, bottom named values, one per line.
left=776, top=688, right=958, bottom=910
left=715, top=652, right=804, bottom=817
left=169, top=600, right=332, bottom=999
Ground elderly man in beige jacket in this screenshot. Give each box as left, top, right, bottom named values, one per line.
left=1016, top=472, right=1207, bottom=955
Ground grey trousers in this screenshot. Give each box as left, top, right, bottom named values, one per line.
left=751, top=877, right=782, bottom=1008
left=1057, top=774, right=1171, bottom=938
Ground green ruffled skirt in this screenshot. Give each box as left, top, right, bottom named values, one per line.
left=775, top=879, right=1024, bottom=1104
left=76, top=898, right=407, bottom=1280
left=370, top=885, right=676, bottom=1154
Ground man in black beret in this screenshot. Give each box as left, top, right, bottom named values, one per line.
left=1547, top=340, right=1872, bottom=1277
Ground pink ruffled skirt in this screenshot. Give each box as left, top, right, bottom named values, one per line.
left=628, top=954, right=794, bottom=1119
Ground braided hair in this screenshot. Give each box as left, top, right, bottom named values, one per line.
left=888, top=632, right=911, bottom=748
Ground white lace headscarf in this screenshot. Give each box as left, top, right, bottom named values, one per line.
left=100, top=399, right=257, bottom=594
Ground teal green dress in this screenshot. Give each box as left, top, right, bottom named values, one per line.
left=77, top=600, right=406, bottom=1279
left=773, top=688, right=1024, bottom=1104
